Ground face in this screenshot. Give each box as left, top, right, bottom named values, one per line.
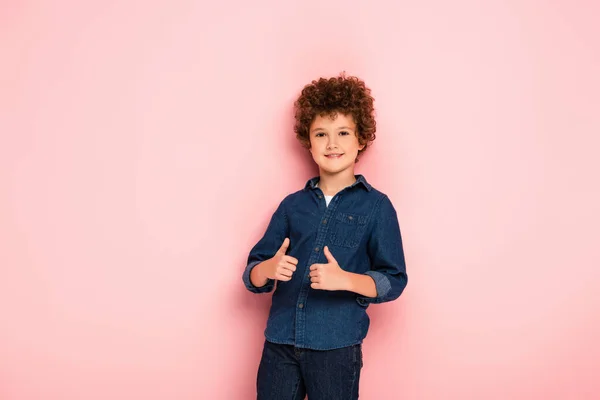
left=309, top=112, right=365, bottom=175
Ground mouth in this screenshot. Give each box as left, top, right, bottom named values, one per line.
left=325, top=153, right=344, bottom=159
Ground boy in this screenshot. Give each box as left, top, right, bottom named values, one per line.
left=242, top=73, right=408, bottom=399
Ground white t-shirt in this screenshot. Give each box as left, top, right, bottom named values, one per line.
left=316, top=183, right=334, bottom=207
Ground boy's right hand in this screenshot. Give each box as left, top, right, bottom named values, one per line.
left=264, top=238, right=298, bottom=281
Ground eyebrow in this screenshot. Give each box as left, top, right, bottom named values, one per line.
left=311, top=126, right=355, bottom=132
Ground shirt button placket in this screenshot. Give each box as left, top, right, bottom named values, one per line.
left=295, top=192, right=340, bottom=348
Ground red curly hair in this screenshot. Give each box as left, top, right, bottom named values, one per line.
left=294, top=73, right=376, bottom=161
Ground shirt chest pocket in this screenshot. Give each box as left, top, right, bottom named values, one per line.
left=329, top=212, right=369, bottom=248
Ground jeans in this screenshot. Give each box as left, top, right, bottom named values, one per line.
left=257, top=340, right=363, bottom=400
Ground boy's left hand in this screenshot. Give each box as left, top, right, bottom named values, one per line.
left=309, top=246, right=349, bottom=291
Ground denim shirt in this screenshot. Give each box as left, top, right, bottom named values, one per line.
left=242, top=175, right=408, bottom=350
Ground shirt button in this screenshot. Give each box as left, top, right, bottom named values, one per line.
left=314, top=247, right=320, bottom=252
left=318, top=195, right=323, bottom=199
left=298, top=303, right=304, bottom=309
left=322, top=219, right=327, bottom=224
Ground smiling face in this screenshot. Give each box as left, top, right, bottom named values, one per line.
left=309, top=112, right=365, bottom=176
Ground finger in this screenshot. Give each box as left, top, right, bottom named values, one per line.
left=278, top=268, right=293, bottom=278
left=310, top=275, right=320, bottom=283
left=276, top=273, right=291, bottom=281
left=283, top=256, right=298, bottom=266
left=323, top=246, right=336, bottom=263
left=277, top=238, right=290, bottom=254
left=310, top=282, right=321, bottom=290
left=282, top=263, right=296, bottom=273
left=309, top=264, right=321, bottom=271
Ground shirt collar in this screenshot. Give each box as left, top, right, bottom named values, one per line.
left=304, top=174, right=372, bottom=192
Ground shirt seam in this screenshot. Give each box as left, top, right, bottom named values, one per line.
left=357, top=193, right=387, bottom=303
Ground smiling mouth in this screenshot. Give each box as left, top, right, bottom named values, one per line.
left=325, top=153, right=344, bottom=158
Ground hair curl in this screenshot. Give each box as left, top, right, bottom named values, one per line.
left=294, top=73, right=376, bottom=161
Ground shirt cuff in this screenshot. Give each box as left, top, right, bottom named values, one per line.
left=243, top=260, right=275, bottom=293
left=356, top=270, right=392, bottom=306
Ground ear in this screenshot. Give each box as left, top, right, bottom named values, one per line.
left=355, top=130, right=366, bottom=151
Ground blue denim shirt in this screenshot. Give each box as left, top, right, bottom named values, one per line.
left=242, top=175, right=407, bottom=350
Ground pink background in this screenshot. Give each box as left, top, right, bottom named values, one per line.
left=1, top=1, right=599, bottom=399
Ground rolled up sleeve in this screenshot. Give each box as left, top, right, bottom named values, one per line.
left=242, top=199, right=289, bottom=294
left=357, top=195, right=408, bottom=306
left=243, top=260, right=275, bottom=293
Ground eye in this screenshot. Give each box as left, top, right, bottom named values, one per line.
left=339, top=131, right=350, bottom=136
left=315, top=132, right=325, bottom=137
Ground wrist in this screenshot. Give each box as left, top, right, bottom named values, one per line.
left=342, top=270, right=355, bottom=291
left=250, top=260, right=271, bottom=287
left=259, top=259, right=274, bottom=279
left=345, top=272, right=377, bottom=298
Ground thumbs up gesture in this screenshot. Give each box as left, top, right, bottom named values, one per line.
left=309, top=246, right=349, bottom=291
left=265, top=238, right=298, bottom=282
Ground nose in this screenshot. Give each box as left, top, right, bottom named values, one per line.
left=327, top=135, right=338, bottom=149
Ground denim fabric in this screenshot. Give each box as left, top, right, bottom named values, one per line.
left=243, top=175, right=407, bottom=350
left=257, top=340, right=362, bottom=400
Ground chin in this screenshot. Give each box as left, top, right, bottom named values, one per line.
left=320, top=165, right=352, bottom=175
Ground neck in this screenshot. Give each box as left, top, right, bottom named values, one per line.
left=318, top=169, right=357, bottom=196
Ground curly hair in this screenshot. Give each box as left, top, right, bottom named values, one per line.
left=294, top=73, right=376, bottom=161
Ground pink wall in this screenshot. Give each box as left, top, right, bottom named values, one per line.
left=1, top=1, right=599, bottom=399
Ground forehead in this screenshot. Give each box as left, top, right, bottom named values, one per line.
left=310, top=112, right=356, bottom=130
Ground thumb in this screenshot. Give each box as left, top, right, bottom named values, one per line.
left=277, top=238, right=290, bottom=254
left=324, top=246, right=336, bottom=263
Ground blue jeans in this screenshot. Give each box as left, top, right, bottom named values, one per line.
left=257, top=340, right=363, bottom=399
